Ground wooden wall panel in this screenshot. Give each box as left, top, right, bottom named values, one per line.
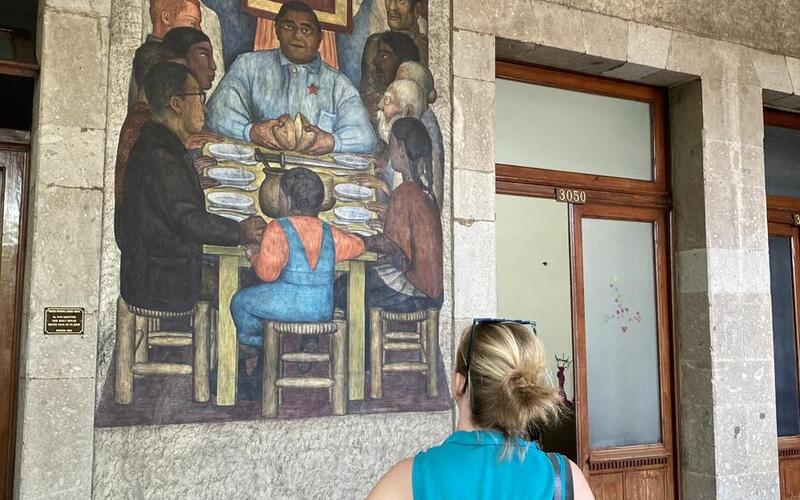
left=782, top=457, right=800, bottom=499
left=590, top=473, right=624, bottom=500
left=625, top=468, right=666, bottom=499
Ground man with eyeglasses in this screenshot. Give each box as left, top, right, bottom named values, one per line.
left=115, top=28, right=219, bottom=209
left=205, top=1, right=376, bottom=155
left=118, top=62, right=265, bottom=313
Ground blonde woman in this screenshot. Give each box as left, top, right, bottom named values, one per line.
left=369, top=320, right=594, bottom=500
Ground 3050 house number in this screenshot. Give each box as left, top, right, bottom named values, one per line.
left=555, top=188, right=587, bottom=204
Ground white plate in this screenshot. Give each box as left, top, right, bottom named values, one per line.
left=332, top=153, right=370, bottom=170
left=334, top=183, right=373, bottom=201
left=207, top=167, right=256, bottom=186
left=208, top=143, right=255, bottom=162
left=214, top=211, right=248, bottom=222
left=215, top=184, right=258, bottom=192
left=333, top=206, right=372, bottom=223
left=207, top=191, right=254, bottom=210
left=208, top=204, right=257, bottom=216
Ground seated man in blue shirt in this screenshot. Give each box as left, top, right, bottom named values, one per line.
left=205, top=1, right=377, bottom=155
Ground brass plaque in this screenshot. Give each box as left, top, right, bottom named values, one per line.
left=555, top=187, right=587, bottom=204
left=44, top=307, right=85, bottom=335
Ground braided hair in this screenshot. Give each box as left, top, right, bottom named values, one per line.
left=391, top=117, right=436, bottom=206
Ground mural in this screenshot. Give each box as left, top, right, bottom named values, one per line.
left=96, top=0, right=448, bottom=427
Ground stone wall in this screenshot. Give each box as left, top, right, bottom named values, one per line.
left=452, top=0, right=797, bottom=497
left=13, top=0, right=800, bottom=498
left=15, top=0, right=111, bottom=497
left=533, top=0, right=800, bottom=61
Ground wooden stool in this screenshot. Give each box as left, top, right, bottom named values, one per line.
left=369, top=308, right=439, bottom=399
left=115, top=297, right=210, bottom=404
left=262, top=320, right=347, bottom=418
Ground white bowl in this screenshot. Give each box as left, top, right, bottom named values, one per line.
left=207, top=167, right=256, bottom=186
left=333, top=206, right=372, bottom=223
left=207, top=191, right=254, bottom=210
left=334, top=183, right=374, bottom=201
left=208, top=143, right=255, bottom=162
left=332, top=153, right=370, bottom=170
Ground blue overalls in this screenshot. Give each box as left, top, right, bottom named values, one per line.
left=231, top=218, right=335, bottom=346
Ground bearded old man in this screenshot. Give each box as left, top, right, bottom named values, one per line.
left=371, top=78, right=443, bottom=210
left=205, top=1, right=376, bottom=155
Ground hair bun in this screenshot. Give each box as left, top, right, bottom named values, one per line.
left=502, top=369, right=544, bottom=408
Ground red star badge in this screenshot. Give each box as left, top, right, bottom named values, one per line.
left=308, top=84, right=319, bottom=95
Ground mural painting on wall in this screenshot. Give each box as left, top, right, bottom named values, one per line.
left=96, top=0, right=448, bottom=427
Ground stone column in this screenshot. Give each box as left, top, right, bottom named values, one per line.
left=671, top=75, right=780, bottom=498
left=14, top=0, right=110, bottom=497
left=451, top=26, right=498, bottom=348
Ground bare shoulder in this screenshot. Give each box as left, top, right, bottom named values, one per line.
left=367, top=457, right=414, bottom=500
left=568, top=460, right=595, bottom=500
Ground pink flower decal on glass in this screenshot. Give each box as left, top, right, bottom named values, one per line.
left=604, top=281, right=642, bottom=334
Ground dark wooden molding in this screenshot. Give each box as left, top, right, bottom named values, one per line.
left=495, top=61, right=669, bottom=196
left=765, top=108, right=800, bottom=130
left=0, top=59, right=38, bottom=78
left=0, top=129, right=31, bottom=145
left=0, top=141, right=30, bottom=497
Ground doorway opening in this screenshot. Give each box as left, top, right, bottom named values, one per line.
left=0, top=0, right=37, bottom=496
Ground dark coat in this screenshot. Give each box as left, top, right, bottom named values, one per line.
left=118, top=121, right=240, bottom=312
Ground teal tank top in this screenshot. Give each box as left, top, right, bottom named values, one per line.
left=412, top=431, right=570, bottom=500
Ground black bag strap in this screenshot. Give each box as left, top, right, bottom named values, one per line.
left=546, top=452, right=574, bottom=500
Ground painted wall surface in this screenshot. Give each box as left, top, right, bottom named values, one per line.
left=86, top=0, right=454, bottom=496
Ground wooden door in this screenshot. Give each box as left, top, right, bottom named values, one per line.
left=572, top=204, right=675, bottom=499
left=766, top=220, right=800, bottom=500
left=495, top=61, right=676, bottom=498
left=0, top=129, right=29, bottom=499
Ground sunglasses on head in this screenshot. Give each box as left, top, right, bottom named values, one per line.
left=462, top=318, right=537, bottom=390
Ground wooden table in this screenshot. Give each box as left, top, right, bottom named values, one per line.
left=201, top=143, right=380, bottom=406
left=204, top=246, right=377, bottom=406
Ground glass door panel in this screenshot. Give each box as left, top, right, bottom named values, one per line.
left=495, top=79, right=653, bottom=180
left=582, top=218, right=662, bottom=448
left=495, top=194, right=576, bottom=458
left=768, top=233, right=800, bottom=436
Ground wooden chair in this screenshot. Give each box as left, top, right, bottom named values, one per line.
left=369, top=308, right=439, bottom=399
left=262, top=319, right=347, bottom=418
left=115, top=297, right=210, bottom=404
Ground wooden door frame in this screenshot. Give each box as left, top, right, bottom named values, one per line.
left=495, top=61, right=670, bottom=199
left=494, top=61, right=677, bottom=498
left=571, top=204, right=675, bottom=496
left=0, top=127, right=30, bottom=499
left=765, top=109, right=800, bottom=226
left=767, top=222, right=800, bottom=461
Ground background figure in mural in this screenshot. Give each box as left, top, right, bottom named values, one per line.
left=231, top=167, right=365, bottom=346
left=128, top=0, right=202, bottom=107
left=395, top=61, right=442, bottom=209
left=360, top=0, right=427, bottom=107
left=336, top=117, right=442, bottom=322
left=115, top=27, right=220, bottom=234
left=206, top=1, right=376, bottom=154
left=115, top=42, right=174, bottom=212
left=200, top=0, right=258, bottom=70
left=164, top=27, right=218, bottom=91
left=362, top=31, right=419, bottom=122
left=118, top=62, right=264, bottom=312
left=356, top=78, right=442, bottom=209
